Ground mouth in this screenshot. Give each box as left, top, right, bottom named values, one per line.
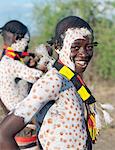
left=75, top=60, right=88, bottom=68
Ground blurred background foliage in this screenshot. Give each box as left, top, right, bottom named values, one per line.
left=0, top=0, right=114, bottom=80
left=31, top=0, right=115, bottom=80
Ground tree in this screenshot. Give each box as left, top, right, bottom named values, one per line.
left=32, top=0, right=75, bottom=44
left=32, top=0, right=115, bottom=80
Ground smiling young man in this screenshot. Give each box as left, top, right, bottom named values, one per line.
left=0, top=16, right=97, bottom=150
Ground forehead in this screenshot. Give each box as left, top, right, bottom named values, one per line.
left=72, top=37, right=92, bottom=45
left=65, top=27, right=92, bottom=38
left=63, top=28, right=92, bottom=46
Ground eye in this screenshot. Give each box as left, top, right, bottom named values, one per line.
left=71, top=46, right=80, bottom=51
left=86, top=45, right=93, bottom=51
left=75, top=46, right=80, bottom=50
left=71, top=40, right=81, bottom=51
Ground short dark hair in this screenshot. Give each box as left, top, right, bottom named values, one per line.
left=48, top=16, right=93, bottom=48
left=0, top=20, right=30, bottom=40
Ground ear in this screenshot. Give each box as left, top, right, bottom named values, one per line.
left=13, top=34, right=17, bottom=42
left=6, top=32, right=16, bottom=44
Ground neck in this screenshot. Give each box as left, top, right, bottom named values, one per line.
left=3, top=43, right=12, bottom=49
left=58, top=59, right=83, bottom=77
left=78, top=73, right=83, bottom=78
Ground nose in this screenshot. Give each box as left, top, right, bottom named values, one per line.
left=78, top=47, right=88, bottom=57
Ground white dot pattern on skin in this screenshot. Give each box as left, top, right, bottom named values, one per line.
left=59, top=28, right=92, bottom=71
left=0, top=55, right=42, bottom=110
left=11, top=38, right=28, bottom=52
left=13, top=68, right=87, bottom=149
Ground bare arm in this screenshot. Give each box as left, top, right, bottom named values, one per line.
left=0, top=113, right=25, bottom=150
left=13, top=59, right=43, bottom=83
left=0, top=69, right=62, bottom=149
left=13, top=69, right=62, bottom=124
left=0, top=99, right=9, bottom=114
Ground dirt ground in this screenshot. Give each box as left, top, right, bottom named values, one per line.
left=0, top=80, right=115, bottom=150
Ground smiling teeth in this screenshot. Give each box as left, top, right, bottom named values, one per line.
left=76, top=61, right=86, bottom=65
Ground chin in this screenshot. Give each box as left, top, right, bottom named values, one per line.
left=75, top=66, right=87, bottom=74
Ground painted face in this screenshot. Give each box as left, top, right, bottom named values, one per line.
left=58, top=28, right=93, bottom=71
left=11, top=32, right=30, bottom=52
left=34, top=44, right=55, bottom=72
left=70, top=37, right=94, bottom=74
